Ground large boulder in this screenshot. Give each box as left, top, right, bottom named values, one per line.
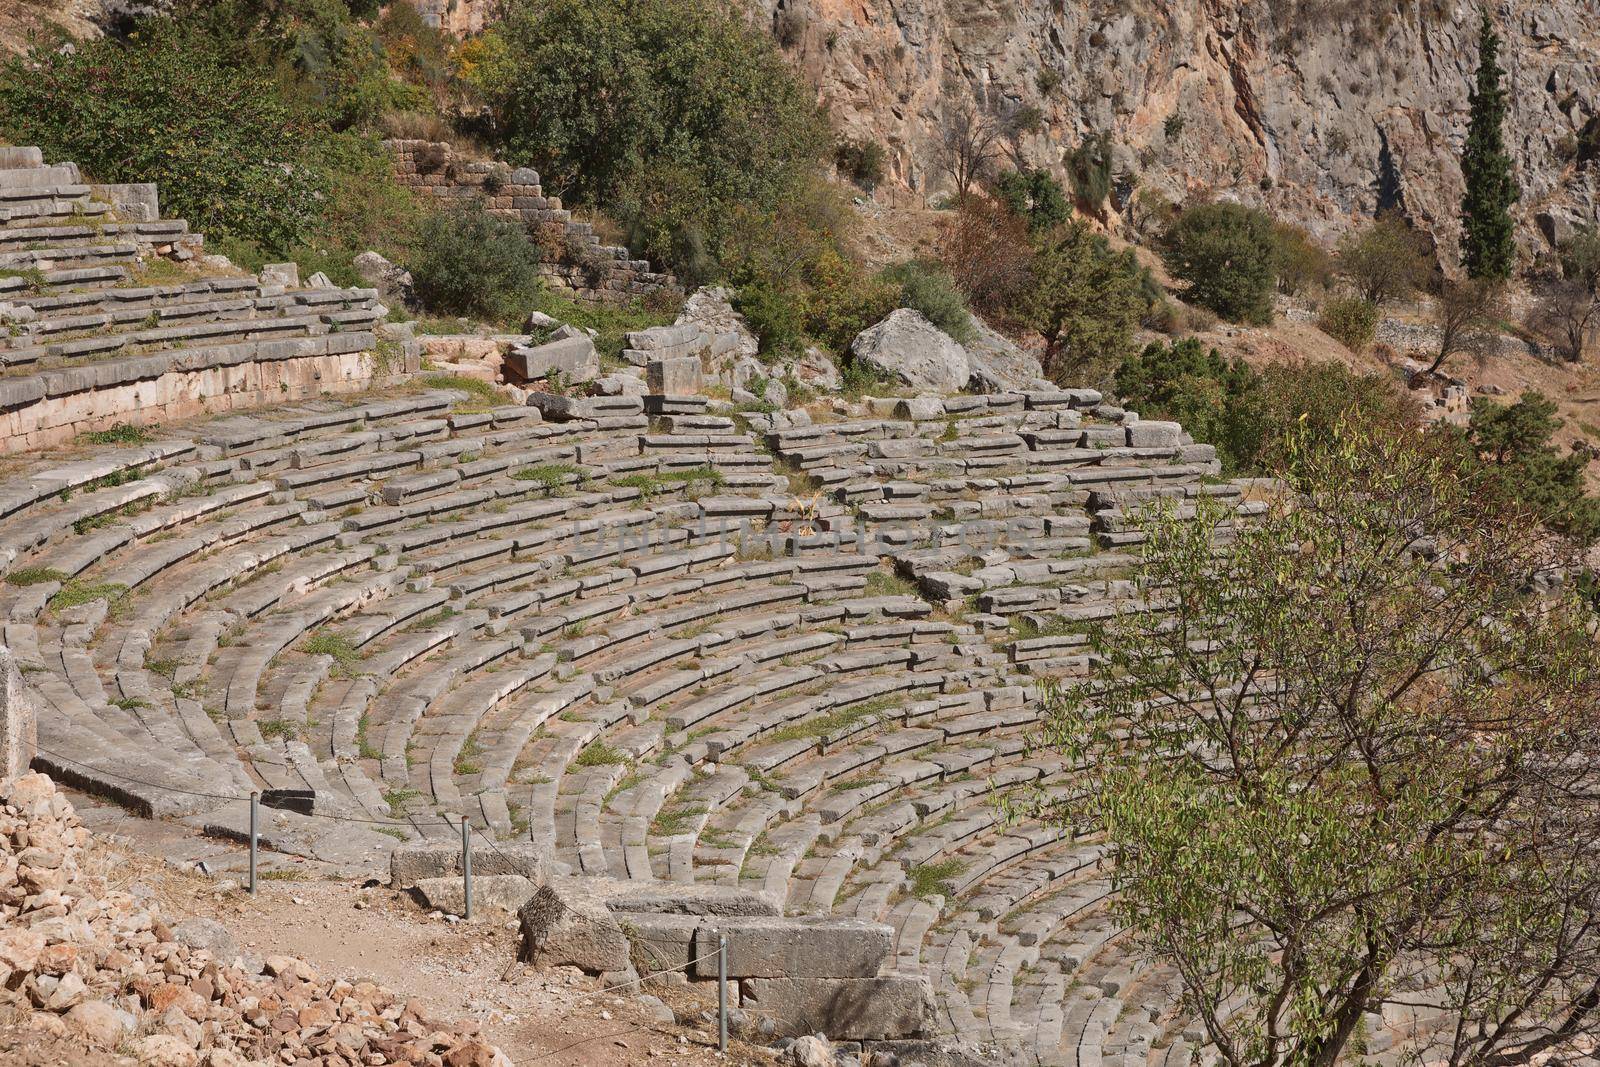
left=849, top=309, right=969, bottom=394
left=352, top=251, right=415, bottom=309
left=963, top=314, right=1046, bottom=392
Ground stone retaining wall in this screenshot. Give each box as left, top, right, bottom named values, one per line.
left=385, top=139, right=679, bottom=307
left=0, top=338, right=420, bottom=453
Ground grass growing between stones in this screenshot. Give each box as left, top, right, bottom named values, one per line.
left=383, top=787, right=421, bottom=818
left=420, top=373, right=501, bottom=412
left=573, top=739, right=627, bottom=767
left=908, top=858, right=966, bottom=901
left=257, top=718, right=299, bottom=741
left=611, top=465, right=725, bottom=499
left=5, top=567, right=68, bottom=587
left=650, top=804, right=707, bottom=837
left=355, top=713, right=381, bottom=760
left=453, top=731, right=484, bottom=776
left=765, top=697, right=899, bottom=745
left=77, top=422, right=153, bottom=446
left=864, top=571, right=918, bottom=598
left=513, top=463, right=583, bottom=494
left=1009, top=615, right=1089, bottom=640
left=48, top=580, right=128, bottom=611
left=403, top=606, right=457, bottom=633
left=302, top=629, right=364, bottom=677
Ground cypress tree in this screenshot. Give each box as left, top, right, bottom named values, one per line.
left=1460, top=9, right=1519, bottom=279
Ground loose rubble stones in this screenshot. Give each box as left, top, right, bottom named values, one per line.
left=0, top=773, right=513, bottom=1067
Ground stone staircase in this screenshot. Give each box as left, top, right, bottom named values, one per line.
left=0, top=359, right=1301, bottom=1060
left=0, top=147, right=414, bottom=451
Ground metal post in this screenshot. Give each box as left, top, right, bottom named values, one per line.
left=248, top=791, right=259, bottom=897
left=717, top=932, right=728, bottom=1053
left=461, top=816, right=473, bottom=921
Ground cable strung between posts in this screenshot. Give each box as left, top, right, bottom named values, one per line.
left=27, top=741, right=720, bottom=948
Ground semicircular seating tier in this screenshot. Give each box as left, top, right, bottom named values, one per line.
left=0, top=354, right=1324, bottom=1063
left=0, top=147, right=406, bottom=452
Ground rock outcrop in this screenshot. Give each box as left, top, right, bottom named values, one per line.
left=850, top=309, right=970, bottom=393
left=753, top=0, right=1599, bottom=258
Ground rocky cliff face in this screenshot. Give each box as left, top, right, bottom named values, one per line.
left=755, top=0, right=1599, bottom=261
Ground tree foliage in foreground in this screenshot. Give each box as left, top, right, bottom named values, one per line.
left=1018, top=426, right=1600, bottom=1067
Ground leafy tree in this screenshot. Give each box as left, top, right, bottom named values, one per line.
left=468, top=0, right=829, bottom=282
left=1422, top=276, right=1504, bottom=374
left=0, top=17, right=330, bottom=253
left=1336, top=213, right=1433, bottom=304
left=1270, top=221, right=1334, bottom=295
left=1021, top=424, right=1600, bottom=1067
left=1460, top=9, right=1519, bottom=280
left=936, top=196, right=1034, bottom=320
left=1160, top=202, right=1279, bottom=325
left=1115, top=346, right=1414, bottom=475
left=834, top=136, right=886, bottom=190
left=877, top=261, right=973, bottom=344
left=1457, top=391, right=1600, bottom=542
left=994, top=168, right=1071, bottom=235
left=406, top=204, right=544, bottom=324
left=1560, top=225, right=1600, bottom=294
left=1531, top=278, right=1600, bottom=363
left=1024, top=220, right=1153, bottom=380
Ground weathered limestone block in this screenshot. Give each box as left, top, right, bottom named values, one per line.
left=0, top=647, right=36, bottom=780
left=646, top=356, right=702, bottom=395
left=505, top=335, right=599, bottom=383
left=1126, top=420, right=1183, bottom=447
left=389, top=841, right=546, bottom=889
left=740, top=975, right=936, bottom=1039
left=416, top=874, right=541, bottom=917
left=518, top=883, right=630, bottom=973
left=690, top=917, right=891, bottom=979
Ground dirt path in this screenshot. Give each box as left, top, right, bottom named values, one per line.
left=92, top=835, right=779, bottom=1067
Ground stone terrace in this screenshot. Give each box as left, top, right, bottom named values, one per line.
left=0, top=148, right=414, bottom=451
left=0, top=347, right=1321, bottom=1063
left=386, top=139, right=678, bottom=306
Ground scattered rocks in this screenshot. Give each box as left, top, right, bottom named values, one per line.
left=0, top=772, right=513, bottom=1067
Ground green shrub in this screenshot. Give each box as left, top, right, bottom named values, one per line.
left=736, top=280, right=806, bottom=360
left=1454, top=392, right=1600, bottom=543
left=1116, top=339, right=1263, bottom=473
left=407, top=205, right=543, bottom=324
left=800, top=246, right=896, bottom=353
left=995, top=168, right=1071, bottom=234
left=1115, top=343, right=1417, bottom=475
left=1024, top=220, right=1155, bottom=381
left=1317, top=295, right=1380, bottom=352
left=877, top=261, right=973, bottom=344
left=1160, top=202, right=1279, bottom=325
left=0, top=18, right=327, bottom=253
left=1066, top=132, right=1114, bottom=210
left=468, top=0, right=830, bottom=282
left=834, top=136, right=886, bottom=189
